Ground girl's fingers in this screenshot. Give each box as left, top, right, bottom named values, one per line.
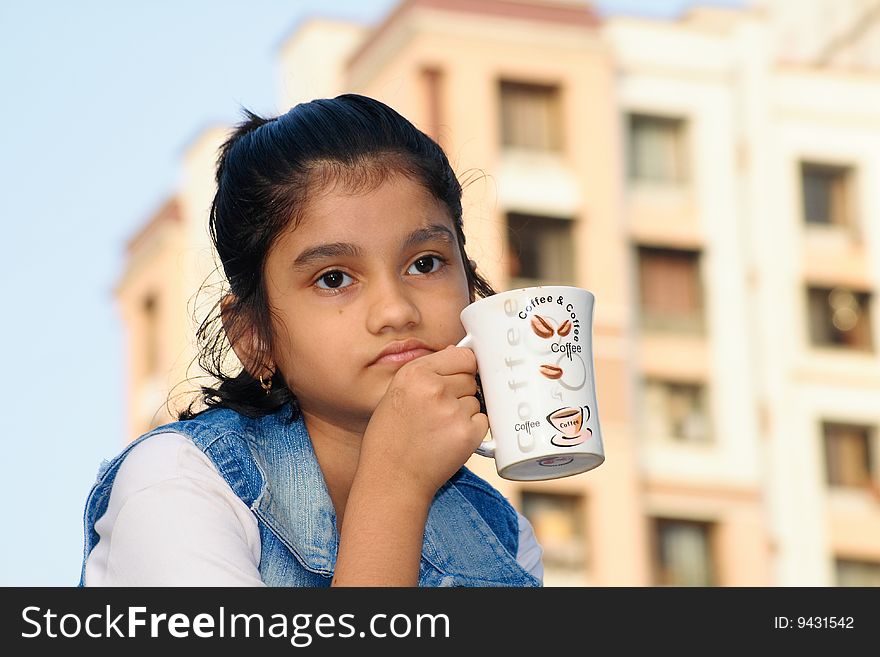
left=430, top=346, right=478, bottom=376
left=459, top=395, right=481, bottom=418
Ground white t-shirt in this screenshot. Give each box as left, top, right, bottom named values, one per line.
left=84, top=433, right=544, bottom=586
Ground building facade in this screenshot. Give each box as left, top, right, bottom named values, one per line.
left=116, top=0, right=880, bottom=586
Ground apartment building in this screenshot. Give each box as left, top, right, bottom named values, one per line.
left=605, top=0, right=880, bottom=586
left=116, top=0, right=880, bottom=586
left=605, top=6, right=771, bottom=587
left=750, top=0, right=880, bottom=587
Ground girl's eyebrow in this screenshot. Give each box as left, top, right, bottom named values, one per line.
left=403, top=224, right=455, bottom=250
left=292, top=242, right=362, bottom=271
left=291, top=224, right=454, bottom=271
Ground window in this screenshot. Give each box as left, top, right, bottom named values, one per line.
left=836, top=559, right=880, bottom=586
left=807, top=286, right=873, bottom=351
left=521, top=491, right=587, bottom=585
left=628, top=114, right=687, bottom=184
left=823, top=422, right=875, bottom=488
left=142, top=293, right=159, bottom=375
left=499, top=81, right=562, bottom=151
left=801, top=162, right=853, bottom=227
left=643, top=380, right=711, bottom=443
left=637, top=246, right=703, bottom=332
left=653, top=518, right=716, bottom=586
left=507, top=213, right=575, bottom=287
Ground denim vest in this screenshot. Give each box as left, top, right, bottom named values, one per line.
left=79, top=406, right=541, bottom=587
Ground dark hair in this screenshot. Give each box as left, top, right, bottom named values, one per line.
left=179, top=93, right=495, bottom=421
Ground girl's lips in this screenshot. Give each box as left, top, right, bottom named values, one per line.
left=372, top=348, right=433, bottom=366
left=370, top=339, right=435, bottom=366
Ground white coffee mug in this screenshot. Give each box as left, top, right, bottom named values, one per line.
left=458, top=286, right=604, bottom=481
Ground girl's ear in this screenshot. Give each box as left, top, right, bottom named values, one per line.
left=220, top=294, right=274, bottom=378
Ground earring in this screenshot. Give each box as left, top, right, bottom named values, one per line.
left=259, top=373, right=273, bottom=395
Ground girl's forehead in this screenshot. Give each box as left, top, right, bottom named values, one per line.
left=305, top=176, right=447, bottom=228
left=273, top=175, right=456, bottom=253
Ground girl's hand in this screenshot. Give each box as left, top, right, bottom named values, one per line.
left=358, top=345, right=489, bottom=502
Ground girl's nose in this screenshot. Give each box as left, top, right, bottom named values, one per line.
left=365, top=278, right=421, bottom=334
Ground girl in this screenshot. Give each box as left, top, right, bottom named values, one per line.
left=79, top=94, right=543, bottom=587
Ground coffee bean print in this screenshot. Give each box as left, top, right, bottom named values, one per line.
left=539, top=364, right=563, bottom=379
left=557, top=320, right=572, bottom=337
left=531, top=314, right=554, bottom=339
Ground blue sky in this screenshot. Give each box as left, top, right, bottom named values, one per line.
left=0, top=0, right=743, bottom=586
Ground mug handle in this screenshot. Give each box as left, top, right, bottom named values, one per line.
left=456, top=334, right=496, bottom=459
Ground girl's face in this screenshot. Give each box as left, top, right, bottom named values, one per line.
left=263, top=173, right=472, bottom=429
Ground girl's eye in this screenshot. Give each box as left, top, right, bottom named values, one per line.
left=315, top=270, right=353, bottom=290
left=407, top=255, right=443, bottom=275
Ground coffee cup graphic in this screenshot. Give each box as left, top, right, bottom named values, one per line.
left=548, top=405, right=591, bottom=447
